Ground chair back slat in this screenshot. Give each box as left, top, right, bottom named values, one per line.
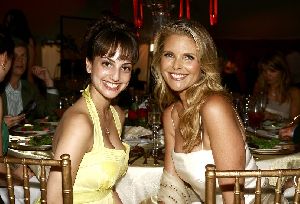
left=61, top=154, right=73, bottom=204
left=254, top=176, right=262, bottom=203
left=205, top=164, right=300, bottom=204
left=0, top=154, right=73, bottom=203
left=234, top=177, right=241, bottom=204
left=22, top=163, right=30, bottom=204
left=294, top=177, right=300, bottom=202
left=274, top=176, right=282, bottom=204
left=40, top=165, right=47, bottom=203
left=5, top=162, right=15, bottom=204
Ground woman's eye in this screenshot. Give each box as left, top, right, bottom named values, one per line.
left=184, top=55, right=195, bottom=61
left=163, top=52, right=173, bottom=58
left=122, top=66, right=132, bottom=73
left=102, top=61, right=112, bottom=67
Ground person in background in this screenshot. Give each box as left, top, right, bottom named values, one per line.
left=220, top=56, right=242, bottom=94
left=46, top=15, right=138, bottom=203
left=1, top=39, right=59, bottom=128
left=0, top=25, right=14, bottom=158
left=152, top=19, right=269, bottom=203
left=0, top=25, right=40, bottom=204
left=3, top=9, right=36, bottom=84
left=253, top=51, right=300, bottom=121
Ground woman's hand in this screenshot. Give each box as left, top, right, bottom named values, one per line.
left=4, top=114, right=25, bottom=128
left=279, top=124, right=296, bottom=141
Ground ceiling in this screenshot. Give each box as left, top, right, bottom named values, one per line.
left=1, top=0, right=300, bottom=41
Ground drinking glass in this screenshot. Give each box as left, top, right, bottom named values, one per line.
left=148, top=101, right=161, bottom=164
left=248, top=94, right=266, bottom=136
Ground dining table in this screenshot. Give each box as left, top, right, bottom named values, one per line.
left=5, top=122, right=300, bottom=204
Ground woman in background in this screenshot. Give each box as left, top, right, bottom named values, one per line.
left=152, top=19, right=274, bottom=203
left=0, top=25, right=14, bottom=158
left=253, top=51, right=300, bottom=120
left=47, top=15, right=139, bottom=203
left=0, top=25, right=41, bottom=204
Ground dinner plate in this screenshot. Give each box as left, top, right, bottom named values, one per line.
left=11, top=123, right=53, bottom=135
left=38, top=121, right=59, bottom=126
left=9, top=142, right=52, bottom=151
left=246, top=127, right=278, bottom=139
left=250, top=146, right=295, bottom=155
left=124, top=138, right=151, bottom=146
left=12, top=130, right=49, bottom=136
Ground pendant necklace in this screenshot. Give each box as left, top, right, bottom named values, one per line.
left=99, top=109, right=110, bottom=138
left=104, top=126, right=110, bottom=137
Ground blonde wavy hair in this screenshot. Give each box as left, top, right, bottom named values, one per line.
left=152, top=19, right=229, bottom=152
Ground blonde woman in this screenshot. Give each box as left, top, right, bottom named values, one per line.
left=253, top=51, right=300, bottom=120
left=152, top=20, right=274, bottom=203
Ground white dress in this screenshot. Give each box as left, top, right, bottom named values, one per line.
left=172, top=146, right=258, bottom=203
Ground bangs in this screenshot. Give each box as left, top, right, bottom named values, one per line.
left=93, top=30, right=138, bottom=63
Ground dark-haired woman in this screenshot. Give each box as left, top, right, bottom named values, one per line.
left=46, top=15, right=139, bottom=203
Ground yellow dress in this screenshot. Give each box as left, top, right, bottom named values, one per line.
left=73, top=86, right=130, bottom=203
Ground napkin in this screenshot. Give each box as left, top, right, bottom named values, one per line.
left=123, top=126, right=152, bottom=140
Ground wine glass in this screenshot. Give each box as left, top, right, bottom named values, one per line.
left=147, top=101, right=161, bottom=164
left=248, top=94, right=266, bottom=136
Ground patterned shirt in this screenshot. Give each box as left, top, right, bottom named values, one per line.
left=5, top=82, right=23, bottom=116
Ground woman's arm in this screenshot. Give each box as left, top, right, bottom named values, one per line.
left=47, top=110, right=93, bottom=203
left=202, top=95, right=245, bottom=203
left=162, top=105, right=177, bottom=176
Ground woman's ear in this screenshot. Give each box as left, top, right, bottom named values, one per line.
left=86, top=58, right=92, bottom=74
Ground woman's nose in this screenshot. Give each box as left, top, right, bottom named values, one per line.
left=110, top=69, right=120, bottom=81
left=172, top=58, right=182, bottom=70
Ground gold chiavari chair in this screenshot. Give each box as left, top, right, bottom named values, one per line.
left=0, top=154, right=72, bottom=204
left=205, top=164, right=300, bottom=204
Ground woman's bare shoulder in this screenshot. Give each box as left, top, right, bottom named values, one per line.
left=56, top=102, right=93, bottom=140
left=202, top=94, right=232, bottom=113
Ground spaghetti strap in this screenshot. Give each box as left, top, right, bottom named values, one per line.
left=200, top=116, right=204, bottom=150
left=110, top=106, right=122, bottom=138
left=82, top=85, right=102, bottom=149
left=170, top=103, right=176, bottom=131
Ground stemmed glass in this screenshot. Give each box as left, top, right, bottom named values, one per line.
left=247, top=93, right=267, bottom=136
left=147, top=101, right=162, bottom=165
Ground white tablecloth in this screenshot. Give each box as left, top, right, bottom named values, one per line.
left=116, top=152, right=300, bottom=204
left=6, top=148, right=300, bottom=204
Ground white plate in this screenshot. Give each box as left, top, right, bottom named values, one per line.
left=247, top=127, right=278, bottom=139
left=39, top=121, right=59, bottom=126
left=9, top=142, right=52, bottom=151
left=124, top=138, right=151, bottom=146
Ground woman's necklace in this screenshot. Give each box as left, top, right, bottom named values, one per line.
left=97, top=107, right=111, bottom=138
left=104, top=126, right=110, bottom=137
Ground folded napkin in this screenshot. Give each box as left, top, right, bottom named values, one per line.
left=123, top=126, right=152, bottom=140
